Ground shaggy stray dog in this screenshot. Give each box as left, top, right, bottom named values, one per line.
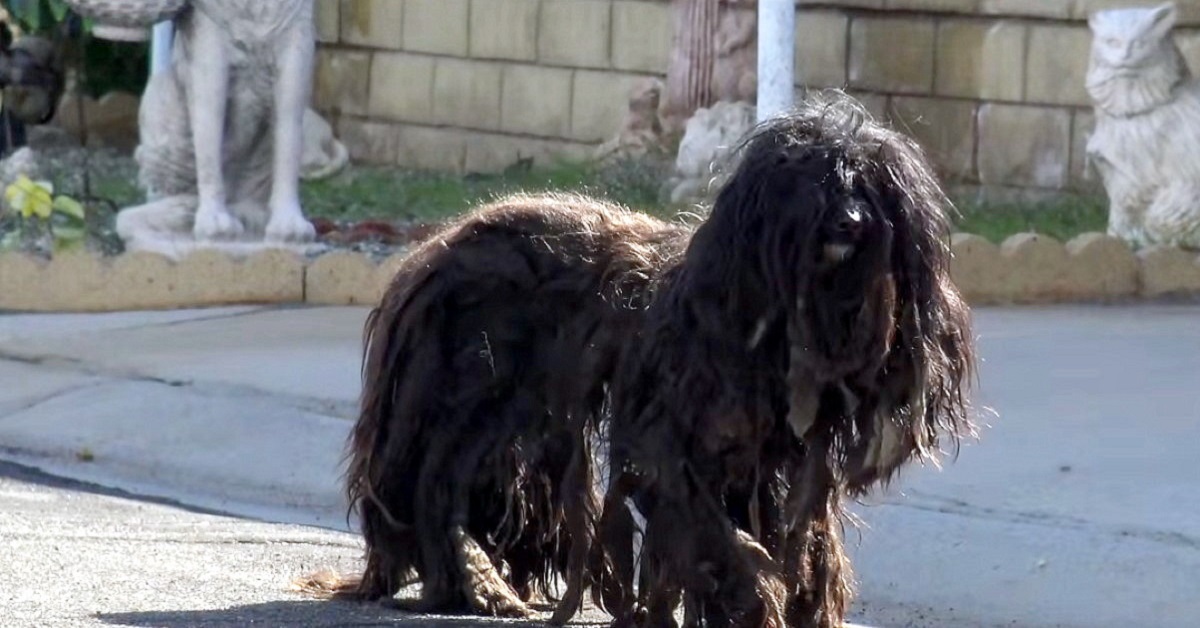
left=324, top=195, right=687, bottom=621
left=315, top=92, right=977, bottom=627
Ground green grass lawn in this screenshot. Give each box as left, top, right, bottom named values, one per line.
left=951, top=194, right=1109, bottom=244
left=78, top=158, right=1110, bottom=245
left=297, top=161, right=1111, bottom=244
left=299, top=158, right=677, bottom=224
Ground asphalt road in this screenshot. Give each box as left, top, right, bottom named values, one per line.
left=0, top=460, right=609, bottom=628
left=3, top=303, right=1197, bottom=627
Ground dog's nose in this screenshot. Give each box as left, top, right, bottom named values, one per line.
left=834, top=207, right=864, bottom=238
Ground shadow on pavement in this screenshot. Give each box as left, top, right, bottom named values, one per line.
left=96, top=599, right=610, bottom=627
left=0, top=457, right=244, bottom=520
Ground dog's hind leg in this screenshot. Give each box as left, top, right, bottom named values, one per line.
left=353, top=490, right=418, bottom=601
left=590, top=474, right=641, bottom=624
left=550, top=425, right=596, bottom=626
left=410, top=420, right=532, bottom=619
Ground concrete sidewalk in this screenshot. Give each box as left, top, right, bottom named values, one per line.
left=0, top=306, right=366, bottom=529
left=1, top=303, right=1198, bottom=627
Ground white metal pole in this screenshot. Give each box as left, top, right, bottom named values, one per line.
left=756, top=0, right=795, bottom=123
left=150, top=21, right=174, bottom=75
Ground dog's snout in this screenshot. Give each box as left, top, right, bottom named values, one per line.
left=834, top=207, right=864, bottom=237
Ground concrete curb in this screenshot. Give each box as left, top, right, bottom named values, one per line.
left=0, top=249, right=306, bottom=312
left=1, top=231, right=1198, bottom=312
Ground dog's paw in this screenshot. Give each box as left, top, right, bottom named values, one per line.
left=193, top=203, right=244, bottom=241
left=465, top=578, right=533, bottom=618
left=265, top=206, right=316, bottom=243
left=451, top=526, right=533, bottom=618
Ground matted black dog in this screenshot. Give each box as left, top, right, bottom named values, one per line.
left=314, top=91, right=978, bottom=627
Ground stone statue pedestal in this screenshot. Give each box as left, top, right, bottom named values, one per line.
left=116, top=195, right=329, bottom=260
left=123, top=237, right=326, bottom=261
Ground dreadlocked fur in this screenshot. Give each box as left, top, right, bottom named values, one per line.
left=321, top=191, right=689, bottom=621
left=591, top=92, right=977, bottom=627
left=320, top=90, right=976, bottom=627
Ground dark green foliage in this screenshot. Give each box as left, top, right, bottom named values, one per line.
left=76, top=39, right=148, bottom=98
left=1, top=0, right=150, bottom=97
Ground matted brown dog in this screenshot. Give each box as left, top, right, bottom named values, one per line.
left=306, top=91, right=979, bottom=628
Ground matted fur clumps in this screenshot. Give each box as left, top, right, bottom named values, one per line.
left=324, top=91, right=978, bottom=627
left=332, top=192, right=689, bottom=620
left=593, top=91, right=977, bottom=627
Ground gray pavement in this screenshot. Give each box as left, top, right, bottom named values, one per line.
left=0, top=460, right=610, bottom=627
left=1, top=302, right=1197, bottom=627
left=848, top=304, right=1200, bottom=628
left=0, top=306, right=364, bottom=529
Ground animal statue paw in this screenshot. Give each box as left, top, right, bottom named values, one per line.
left=193, top=203, right=245, bottom=241
left=265, top=205, right=317, bottom=243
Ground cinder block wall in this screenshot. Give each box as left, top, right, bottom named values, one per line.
left=314, top=0, right=671, bottom=174
left=314, top=0, right=1200, bottom=198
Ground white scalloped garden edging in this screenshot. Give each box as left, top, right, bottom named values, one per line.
left=952, top=232, right=1200, bottom=304
left=0, top=232, right=1198, bottom=313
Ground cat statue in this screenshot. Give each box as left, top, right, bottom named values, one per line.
left=116, top=0, right=334, bottom=259
left=1086, top=2, right=1200, bottom=250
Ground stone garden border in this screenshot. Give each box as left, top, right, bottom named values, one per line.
left=0, top=232, right=1197, bottom=313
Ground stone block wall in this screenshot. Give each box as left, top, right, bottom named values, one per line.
left=803, top=0, right=1200, bottom=198
left=315, top=0, right=1200, bottom=197
left=315, top=0, right=672, bottom=174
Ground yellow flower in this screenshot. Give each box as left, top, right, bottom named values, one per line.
left=5, top=175, right=54, bottom=220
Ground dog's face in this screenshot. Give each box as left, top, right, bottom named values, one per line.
left=813, top=172, right=891, bottom=283
left=723, top=142, right=906, bottom=388
left=757, top=149, right=895, bottom=288
left=818, top=195, right=870, bottom=265
left=700, top=93, right=975, bottom=488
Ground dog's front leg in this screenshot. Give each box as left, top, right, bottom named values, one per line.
left=781, top=441, right=850, bottom=628
left=188, top=11, right=242, bottom=241
left=264, top=21, right=316, bottom=243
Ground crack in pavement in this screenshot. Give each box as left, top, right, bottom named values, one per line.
left=0, top=305, right=274, bottom=339
left=0, top=380, right=111, bottom=421
left=128, top=306, right=279, bottom=330
left=0, top=351, right=355, bottom=420
left=0, top=350, right=192, bottom=388
left=879, top=489, right=1200, bottom=550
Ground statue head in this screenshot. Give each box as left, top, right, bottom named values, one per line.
left=1086, top=2, right=1187, bottom=116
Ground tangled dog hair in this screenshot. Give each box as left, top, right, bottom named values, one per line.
left=318, top=91, right=977, bottom=627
